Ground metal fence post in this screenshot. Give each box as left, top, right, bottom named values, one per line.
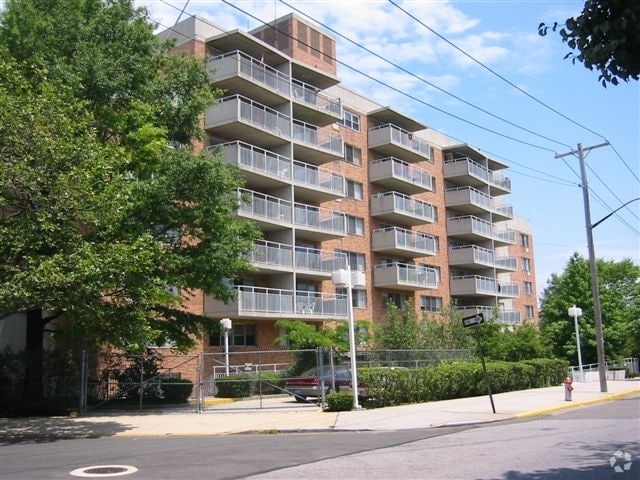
left=79, top=350, right=88, bottom=415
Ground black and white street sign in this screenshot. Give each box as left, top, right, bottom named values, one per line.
left=462, top=312, right=485, bottom=328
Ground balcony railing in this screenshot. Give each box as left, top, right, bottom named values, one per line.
left=445, top=186, right=513, bottom=218
left=219, top=141, right=291, bottom=181
left=446, top=215, right=516, bottom=244
left=370, top=157, right=434, bottom=191
left=368, top=124, right=433, bottom=161
left=237, top=188, right=292, bottom=223
left=444, top=156, right=512, bottom=193
left=293, top=160, right=345, bottom=196
left=234, top=286, right=348, bottom=317
left=295, top=246, right=347, bottom=273
left=292, top=79, right=341, bottom=116
left=450, top=275, right=519, bottom=297
left=293, top=203, right=346, bottom=235
left=454, top=305, right=521, bottom=324
left=250, top=240, right=293, bottom=269
left=374, top=262, right=438, bottom=289
left=208, top=50, right=290, bottom=96
left=372, top=191, right=436, bottom=223
left=372, top=226, right=437, bottom=256
left=292, top=120, right=343, bottom=155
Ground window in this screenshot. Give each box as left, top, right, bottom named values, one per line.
left=336, top=288, right=367, bottom=308
left=524, top=281, right=533, bottom=295
left=345, top=215, right=364, bottom=235
left=522, top=257, right=531, bottom=272
left=420, top=296, right=442, bottom=312
left=344, top=144, right=362, bottom=165
left=520, top=233, right=530, bottom=248
left=209, top=324, right=256, bottom=347
left=525, top=305, right=535, bottom=318
left=346, top=180, right=363, bottom=200
left=382, top=292, right=410, bottom=309
left=342, top=110, right=360, bottom=131
left=336, top=250, right=366, bottom=272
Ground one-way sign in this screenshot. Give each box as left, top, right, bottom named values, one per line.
left=462, top=312, right=485, bottom=328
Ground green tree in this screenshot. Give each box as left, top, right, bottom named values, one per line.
left=421, top=305, right=474, bottom=351
left=371, top=300, right=424, bottom=350
left=0, top=0, right=260, bottom=360
left=538, top=0, right=640, bottom=87
left=539, top=252, right=640, bottom=364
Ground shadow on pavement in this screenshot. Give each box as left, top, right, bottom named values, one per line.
left=0, top=416, right=133, bottom=444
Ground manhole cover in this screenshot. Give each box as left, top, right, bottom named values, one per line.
left=70, top=465, right=138, bottom=477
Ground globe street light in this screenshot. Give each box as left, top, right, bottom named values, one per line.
left=332, top=262, right=365, bottom=410
left=568, top=305, right=584, bottom=380
left=219, top=317, right=232, bottom=376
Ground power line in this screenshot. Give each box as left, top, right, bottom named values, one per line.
left=388, top=0, right=609, bottom=141
left=279, top=0, right=572, bottom=150
left=218, top=0, right=558, bottom=153
left=609, top=142, right=640, bottom=183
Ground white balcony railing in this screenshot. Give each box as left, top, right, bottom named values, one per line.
left=293, top=160, right=345, bottom=196
left=292, top=79, right=341, bottom=116
left=372, top=191, right=436, bottom=223
left=368, top=124, right=433, bottom=161
left=219, top=141, right=291, bottom=180
left=372, top=227, right=437, bottom=255
left=233, top=286, right=348, bottom=317
left=370, top=157, right=434, bottom=191
left=292, top=120, right=343, bottom=155
left=293, top=203, right=346, bottom=235
left=208, top=50, right=290, bottom=96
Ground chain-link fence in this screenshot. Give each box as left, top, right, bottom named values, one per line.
left=0, top=347, right=473, bottom=416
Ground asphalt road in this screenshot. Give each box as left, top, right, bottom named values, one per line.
left=1, top=395, right=638, bottom=480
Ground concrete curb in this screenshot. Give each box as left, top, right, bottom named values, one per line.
left=515, top=388, right=640, bottom=419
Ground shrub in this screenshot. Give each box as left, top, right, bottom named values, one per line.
left=326, top=392, right=354, bottom=411
left=161, top=379, right=193, bottom=403
left=215, top=375, right=256, bottom=398
left=255, top=372, right=286, bottom=395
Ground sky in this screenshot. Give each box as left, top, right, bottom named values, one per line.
left=5, top=0, right=637, bottom=301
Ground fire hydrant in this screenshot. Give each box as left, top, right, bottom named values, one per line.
left=564, top=377, right=574, bottom=401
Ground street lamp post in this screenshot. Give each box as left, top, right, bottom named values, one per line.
left=332, top=262, right=364, bottom=410
left=568, top=305, right=584, bottom=380
left=219, top=318, right=232, bottom=376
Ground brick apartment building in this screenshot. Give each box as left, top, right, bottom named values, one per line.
left=158, top=13, right=538, bottom=359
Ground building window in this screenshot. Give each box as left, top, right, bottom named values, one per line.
left=522, top=257, right=531, bottom=272
left=336, top=250, right=366, bottom=272
left=525, top=305, right=535, bottom=318
left=344, top=144, right=362, bottom=165
left=524, top=281, right=533, bottom=295
left=420, top=296, right=442, bottom=312
left=520, top=233, right=530, bottom=248
left=336, top=287, right=367, bottom=308
left=342, top=110, right=360, bottom=131
left=346, top=180, right=363, bottom=200
left=382, top=292, right=409, bottom=309
left=345, top=215, right=364, bottom=236
left=209, top=324, right=256, bottom=347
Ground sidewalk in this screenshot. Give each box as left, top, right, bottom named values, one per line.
left=2, top=380, right=638, bottom=440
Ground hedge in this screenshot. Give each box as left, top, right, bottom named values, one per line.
left=214, top=372, right=286, bottom=398
left=359, top=358, right=569, bottom=408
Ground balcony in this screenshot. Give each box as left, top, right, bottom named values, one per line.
left=445, top=216, right=516, bottom=246
left=237, top=188, right=291, bottom=231
left=205, top=95, right=291, bottom=148
left=219, top=141, right=291, bottom=189
left=445, top=186, right=513, bottom=221
left=291, top=79, right=342, bottom=126
left=372, top=227, right=437, bottom=258
left=448, top=245, right=495, bottom=270
left=369, top=157, right=434, bottom=194
left=292, top=121, right=343, bottom=164
left=373, top=263, right=438, bottom=291
left=450, top=275, right=519, bottom=298
left=204, top=286, right=348, bottom=321
left=443, top=157, right=511, bottom=195
left=292, top=160, right=345, bottom=202
left=371, top=191, right=436, bottom=226
left=368, top=124, right=432, bottom=163
left=455, top=305, right=521, bottom=325
left=249, top=240, right=293, bottom=274
left=293, top=202, right=346, bottom=240
left=294, top=246, right=347, bottom=279
left=207, top=51, right=290, bottom=106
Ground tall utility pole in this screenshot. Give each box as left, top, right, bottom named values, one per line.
left=555, top=142, right=609, bottom=393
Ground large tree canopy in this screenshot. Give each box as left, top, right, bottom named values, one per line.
left=538, top=0, right=640, bottom=87
left=539, top=253, right=640, bottom=364
left=0, top=0, right=261, bottom=352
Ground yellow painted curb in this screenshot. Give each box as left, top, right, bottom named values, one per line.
left=515, top=388, right=640, bottom=419
left=189, top=397, right=236, bottom=407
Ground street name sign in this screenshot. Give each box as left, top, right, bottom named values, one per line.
left=462, top=313, right=485, bottom=328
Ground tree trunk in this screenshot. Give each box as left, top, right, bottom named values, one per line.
left=23, top=308, right=46, bottom=404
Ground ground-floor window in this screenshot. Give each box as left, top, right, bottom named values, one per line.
left=209, top=324, right=256, bottom=347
